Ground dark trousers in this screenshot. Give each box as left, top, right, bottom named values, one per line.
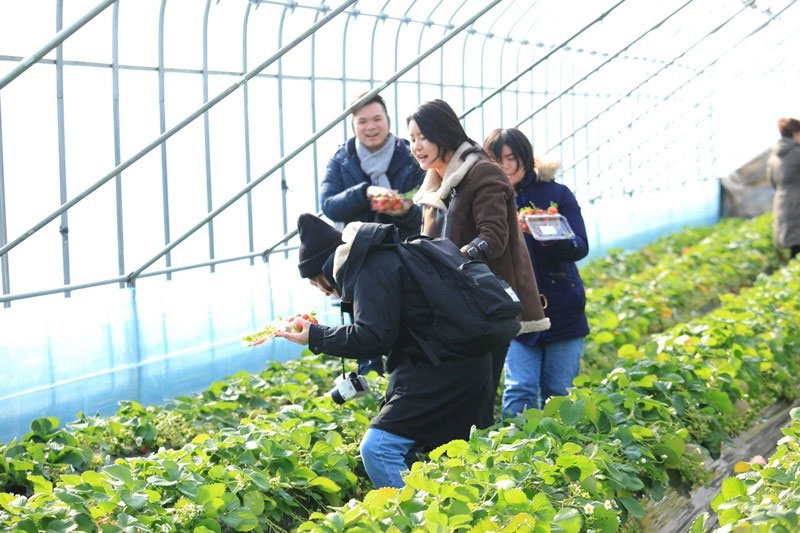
left=490, top=342, right=511, bottom=402
left=791, top=245, right=800, bottom=259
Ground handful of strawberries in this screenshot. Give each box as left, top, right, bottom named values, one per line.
left=517, top=202, right=559, bottom=233
left=241, top=311, right=320, bottom=347
left=370, top=191, right=407, bottom=212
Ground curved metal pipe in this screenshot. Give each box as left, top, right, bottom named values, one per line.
left=478, top=0, right=515, bottom=139
left=393, top=0, right=419, bottom=132
left=112, top=0, right=124, bottom=284
left=416, top=0, right=444, bottom=104
left=439, top=0, right=468, bottom=100
left=56, top=0, right=72, bottom=295
left=278, top=3, right=292, bottom=248
left=499, top=1, right=535, bottom=123
left=0, top=97, right=8, bottom=306
left=369, top=1, right=392, bottom=88
left=242, top=2, right=255, bottom=264
left=310, top=1, right=329, bottom=211
left=202, top=0, right=215, bottom=272
left=157, top=0, right=172, bottom=279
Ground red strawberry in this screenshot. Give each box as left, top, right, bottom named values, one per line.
left=547, top=202, right=559, bottom=214
left=302, top=314, right=309, bottom=320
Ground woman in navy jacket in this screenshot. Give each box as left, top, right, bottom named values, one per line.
left=484, top=128, right=589, bottom=416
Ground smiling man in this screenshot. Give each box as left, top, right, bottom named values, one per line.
left=320, top=93, right=425, bottom=241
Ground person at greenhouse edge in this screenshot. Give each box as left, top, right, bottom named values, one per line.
left=484, top=128, right=590, bottom=417
left=320, top=92, right=425, bottom=377
left=409, top=99, right=550, bottom=401
left=766, top=117, right=800, bottom=259
left=276, top=214, right=495, bottom=488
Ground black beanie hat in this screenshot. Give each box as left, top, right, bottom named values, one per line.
left=297, top=214, right=343, bottom=279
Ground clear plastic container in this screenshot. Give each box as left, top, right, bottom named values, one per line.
left=524, top=213, right=575, bottom=241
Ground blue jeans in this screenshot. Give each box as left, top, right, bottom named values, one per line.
left=359, top=428, right=418, bottom=488
left=502, top=337, right=583, bottom=417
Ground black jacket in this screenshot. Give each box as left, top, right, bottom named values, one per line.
left=320, top=137, right=425, bottom=240
left=307, top=223, right=493, bottom=448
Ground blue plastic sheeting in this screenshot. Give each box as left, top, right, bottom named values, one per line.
left=0, top=252, right=339, bottom=442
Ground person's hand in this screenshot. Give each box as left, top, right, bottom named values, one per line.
left=366, top=185, right=395, bottom=199
left=383, top=199, right=412, bottom=217
left=274, top=318, right=312, bottom=345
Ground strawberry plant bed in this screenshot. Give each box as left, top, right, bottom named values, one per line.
left=643, top=399, right=800, bottom=532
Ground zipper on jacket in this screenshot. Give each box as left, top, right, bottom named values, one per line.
left=442, top=188, right=457, bottom=240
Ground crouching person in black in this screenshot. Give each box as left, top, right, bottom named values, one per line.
left=277, top=214, right=495, bottom=488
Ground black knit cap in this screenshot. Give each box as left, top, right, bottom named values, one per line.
left=297, top=214, right=343, bottom=279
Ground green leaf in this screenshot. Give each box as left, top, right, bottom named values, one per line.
left=195, top=519, right=222, bottom=533
left=618, top=496, right=645, bottom=519
left=705, top=389, right=734, bottom=415
left=197, top=483, right=226, bottom=505
left=222, top=510, right=259, bottom=532
left=553, top=507, right=582, bottom=533
left=720, top=477, right=747, bottom=500
left=503, top=488, right=528, bottom=505
left=291, top=429, right=312, bottom=449
left=559, top=399, right=584, bottom=426
left=29, top=417, right=60, bottom=438
left=28, top=475, right=53, bottom=495
left=595, top=331, right=615, bottom=344
left=243, top=491, right=265, bottom=516
left=309, top=476, right=341, bottom=493
left=104, top=464, right=134, bottom=489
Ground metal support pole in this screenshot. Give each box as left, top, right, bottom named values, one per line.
left=439, top=0, right=468, bottom=100
left=416, top=1, right=444, bottom=105
left=478, top=0, right=514, bottom=140
left=0, top=0, right=358, bottom=261
left=242, top=3, right=255, bottom=264
left=202, top=0, right=215, bottom=272
left=56, top=0, right=72, bottom=297
left=310, top=1, right=328, bottom=212
left=112, top=0, right=125, bottom=286
left=157, top=0, right=172, bottom=280
left=278, top=5, right=291, bottom=255
left=0, top=0, right=117, bottom=91
left=369, top=1, right=391, bottom=89
left=394, top=0, right=419, bottom=133
left=0, top=96, right=9, bottom=308
left=341, top=6, right=354, bottom=142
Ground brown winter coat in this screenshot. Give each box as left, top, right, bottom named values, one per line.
left=413, top=142, right=550, bottom=334
left=766, top=137, right=800, bottom=248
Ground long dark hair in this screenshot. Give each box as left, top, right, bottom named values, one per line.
left=406, top=99, right=485, bottom=162
left=483, top=128, right=536, bottom=179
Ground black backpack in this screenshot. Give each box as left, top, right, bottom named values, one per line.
left=394, top=236, right=522, bottom=365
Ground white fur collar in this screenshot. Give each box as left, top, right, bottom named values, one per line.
left=333, top=222, right=362, bottom=282
left=412, top=142, right=480, bottom=210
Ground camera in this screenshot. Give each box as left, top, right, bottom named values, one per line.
left=329, top=372, right=369, bottom=404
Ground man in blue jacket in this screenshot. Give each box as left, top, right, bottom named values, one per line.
left=321, top=93, right=424, bottom=240
left=321, top=93, right=425, bottom=376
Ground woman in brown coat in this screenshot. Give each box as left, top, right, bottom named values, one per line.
left=766, top=117, right=800, bottom=259
left=408, top=99, right=550, bottom=395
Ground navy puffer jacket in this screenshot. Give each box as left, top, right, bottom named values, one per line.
left=515, top=164, right=590, bottom=344
left=321, top=137, right=425, bottom=239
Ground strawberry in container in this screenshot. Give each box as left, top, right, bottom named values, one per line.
left=241, top=311, right=319, bottom=347
left=518, top=202, right=574, bottom=241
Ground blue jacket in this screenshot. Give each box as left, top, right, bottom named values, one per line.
left=515, top=168, right=589, bottom=344
left=321, top=137, right=425, bottom=239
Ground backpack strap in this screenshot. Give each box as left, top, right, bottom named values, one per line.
left=405, top=327, right=442, bottom=368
